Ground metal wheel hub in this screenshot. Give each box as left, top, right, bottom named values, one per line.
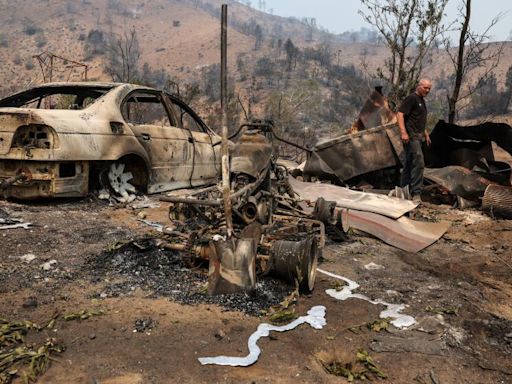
left=108, top=163, right=136, bottom=203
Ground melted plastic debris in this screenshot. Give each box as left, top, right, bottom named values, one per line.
left=198, top=305, right=326, bottom=367
left=136, top=219, right=164, bottom=232
left=318, top=268, right=415, bottom=329
left=364, top=262, right=384, bottom=270
left=0, top=222, right=32, bottom=230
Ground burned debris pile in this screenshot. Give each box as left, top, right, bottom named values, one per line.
left=90, top=237, right=296, bottom=315
left=424, top=120, right=512, bottom=218
left=301, top=88, right=512, bottom=219
left=156, top=120, right=325, bottom=296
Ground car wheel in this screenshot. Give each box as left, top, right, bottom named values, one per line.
left=101, top=163, right=137, bottom=203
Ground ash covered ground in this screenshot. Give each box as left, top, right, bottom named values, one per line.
left=89, top=238, right=294, bottom=315
left=1, top=197, right=512, bottom=383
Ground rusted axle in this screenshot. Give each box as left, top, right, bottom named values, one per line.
left=0, top=173, right=27, bottom=191
left=160, top=196, right=221, bottom=206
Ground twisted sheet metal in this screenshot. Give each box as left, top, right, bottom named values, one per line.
left=290, top=178, right=449, bottom=252
left=306, top=123, right=404, bottom=182
left=289, top=176, right=417, bottom=219
left=338, top=208, right=451, bottom=253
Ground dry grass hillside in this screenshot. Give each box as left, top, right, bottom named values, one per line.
left=0, top=0, right=324, bottom=94
left=0, top=0, right=507, bottom=86
left=0, top=0, right=511, bottom=131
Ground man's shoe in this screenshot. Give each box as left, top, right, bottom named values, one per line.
left=412, top=195, right=422, bottom=203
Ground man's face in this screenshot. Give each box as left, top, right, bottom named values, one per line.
left=417, top=81, right=432, bottom=97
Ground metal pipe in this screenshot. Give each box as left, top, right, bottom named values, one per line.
left=160, top=196, right=221, bottom=206
left=220, top=4, right=233, bottom=237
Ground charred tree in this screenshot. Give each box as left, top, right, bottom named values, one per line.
left=104, top=27, right=141, bottom=83
left=359, top=0, right=448, bottom=108
left=444, top=0, right=504, bottom=122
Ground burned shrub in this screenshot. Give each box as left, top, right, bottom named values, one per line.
left=23, top=19, right=39, bottom=36
left=85, top=29, right=105, bottom=57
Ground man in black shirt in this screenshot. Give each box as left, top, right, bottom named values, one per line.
left=397, top=78, right=432, bottom=202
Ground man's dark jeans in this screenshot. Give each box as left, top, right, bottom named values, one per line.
left=400, top=138, right=424, bottom=197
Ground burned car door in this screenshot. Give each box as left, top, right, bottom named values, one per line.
left=121, top=91, right=193, bottom=193
left=167, top=95, right=221, bottom=187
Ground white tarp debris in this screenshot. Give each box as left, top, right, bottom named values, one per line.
left=0, top=222, right=32, bottom=230
left=198, top=305, right=326, bottom=367
left=364, top=262, right=384, bottom=270
left=20, top=254, right=37, bottom=263
left=318, top=268, right=415, bottom=329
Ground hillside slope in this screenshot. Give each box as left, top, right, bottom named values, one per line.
left=0, top=0, right=510, bottom=136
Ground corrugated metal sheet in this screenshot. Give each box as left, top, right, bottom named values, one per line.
left=289, top=177, right=416, bottom=219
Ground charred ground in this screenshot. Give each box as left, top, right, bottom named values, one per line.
left=1, top=196, right=511, bottom=383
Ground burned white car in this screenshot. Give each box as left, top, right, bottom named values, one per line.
left=0, top=82, right=221, bottom=200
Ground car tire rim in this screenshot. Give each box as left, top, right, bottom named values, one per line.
left=107, top=163, right=137, bottom=203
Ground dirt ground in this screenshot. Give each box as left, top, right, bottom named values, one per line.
left=1, top=194, right=511, bottom=384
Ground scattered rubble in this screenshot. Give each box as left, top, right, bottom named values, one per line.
left=133, top=317, right=156, bottom=333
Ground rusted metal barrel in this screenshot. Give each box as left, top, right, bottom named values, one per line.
left=267, top=236, right=319, bottom=292
left=482, top=184, right=512, bottom=219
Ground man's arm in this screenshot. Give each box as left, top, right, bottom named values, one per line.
left=425, top=129, right=431, bottom=146
left=397, top=112, right=409, bottom=143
